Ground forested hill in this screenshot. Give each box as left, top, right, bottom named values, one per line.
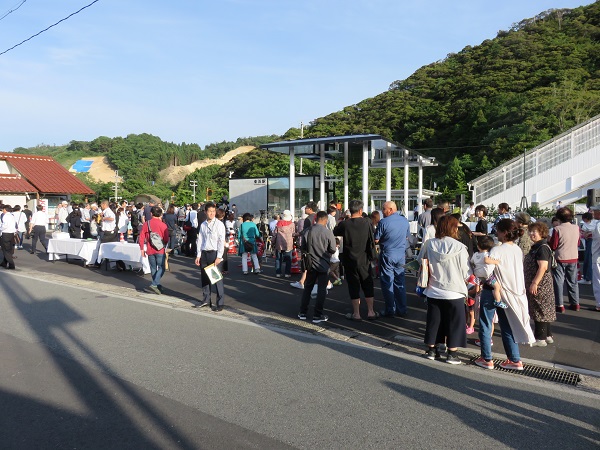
left=303, top=2, right=600, bottom=184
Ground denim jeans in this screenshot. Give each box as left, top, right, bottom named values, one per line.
left=478, top=289, right=521, bottom=362
left=147, top=253, right=165, bottom=287
left=275, top=250, right=292, bottom=275
left=379, top=257, right=407, bottom=315
left=60, top=223, right=69, bottom=233
left=552, top=262, right=579, bottom=307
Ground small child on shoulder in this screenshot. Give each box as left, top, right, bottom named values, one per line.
left=472, top=236, right=508, bottom=309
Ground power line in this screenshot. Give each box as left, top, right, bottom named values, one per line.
left=0, top=0, right=101, bottom=57
left=0, top=0, right=27, bottom=22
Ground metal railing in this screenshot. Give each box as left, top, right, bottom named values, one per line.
left=469, top=114, right=600, bottom=204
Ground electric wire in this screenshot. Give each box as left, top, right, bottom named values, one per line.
left=0, top=0, right=27, bottom=22
left=0, top=0, right=101, bottom=57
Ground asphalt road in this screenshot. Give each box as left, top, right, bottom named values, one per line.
left=1, top=271, right=599, bottom=449
left=9, top=243, right=600, bottom=373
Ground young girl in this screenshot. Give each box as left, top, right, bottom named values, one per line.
left=471, top=236, right=508, bottom=309
left=329, top=238, right=342, bottom=286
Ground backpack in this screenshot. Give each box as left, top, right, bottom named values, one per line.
left=147, top=221, right=165, bottom=251
left=540, top=243, right=558, bottom=269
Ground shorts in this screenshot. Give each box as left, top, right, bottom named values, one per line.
left=483, top=273, right=498, bottom=289
left=344, top=263, right=374, bottom=299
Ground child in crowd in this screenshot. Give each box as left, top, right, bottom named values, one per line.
left=329, top=238, right=342, bottom=286
left=471, top=236, right=508, bottom=309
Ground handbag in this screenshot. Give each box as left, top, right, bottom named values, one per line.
left=417, top=258, right=430, bottom=288
left=241, top=223, right=254, bottom=252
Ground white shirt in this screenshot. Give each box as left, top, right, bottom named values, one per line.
left=81, top=207, right=91, bottom=223
left=30, top=211, right=49, bottom=229
left=102, top=208, right=116, bottom=232
left=12, top=211, right=27, bottom=233
left=196, top=218, right=226, bottom=258
left=471, top=251, right=495, bottom=279
left=187, top=210, right=198, bottom=228
left=58, top=206, right=68, bottom=224
left=0, top=212, right=17, bottom=233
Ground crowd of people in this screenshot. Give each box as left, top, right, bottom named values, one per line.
left=2, top=196, right=599, bottom=368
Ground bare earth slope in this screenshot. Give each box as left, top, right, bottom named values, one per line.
left=158, top=145, right=255, bottom=185
left=71, top=146, right=255, bottom=185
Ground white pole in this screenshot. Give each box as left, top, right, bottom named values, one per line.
left=385, top=143, right=392, bottom=202
left=320, top=144, right=326, bottom=210
left=362, top=142, right=369, bottom=213
left=418, top=157, right=423, bottom=215
left=344, top=142, right=349, bottom=211
left=404, top=150, right=409, bottom=216
left=289, top=147, right=295, bottom=220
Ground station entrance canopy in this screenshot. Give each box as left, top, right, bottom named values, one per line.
left=261, top=134, right=437, bottom=218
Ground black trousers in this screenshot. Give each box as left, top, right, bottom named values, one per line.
left=0, top=233, right=15, bottom=267
left=82, top=222, right=92, bottom=239
left=300, top=269, right=329, bottom=317
left=200, top=250, right=224, bottom=306
left=31, top=226, right=48, bottom=252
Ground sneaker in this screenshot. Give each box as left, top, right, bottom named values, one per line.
left=531, top=339, right=547, bottom=347
left=569, top=304, right=580, bottom=311
left=275, top=274, right=281, bottom=278
left=466, top=326, right=475, bottom=335
left=578, top=279, right=591, bottom=285
left=297, top=313, right=307, bottom=320
left=149, top=285, right=161, bottom=295
left=290, top=281, right=304, bottom=289
left=425, top=348, right=437, bottom=360
left=474, top=357, right=494, bottom=370
left=556, top=305, right=565, bottom=313
left=312, top=315, right=329, bottom=324
left=284, top=274, right=291, bottom=278
left=255, top=269, right=262, bottom=274
left=546, top=336, right=554, bottom=344
left=475, top=339, right=493, bottom=347
left=499, top=359, right=524, bottom=371
left=494, top=301, right=508, bottom=309
left=446, top=353, right=462, bottom=365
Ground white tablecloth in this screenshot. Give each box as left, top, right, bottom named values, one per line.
left=97, top=242, right=151, bottom=274
left=47, top=239, right=99, bottom=265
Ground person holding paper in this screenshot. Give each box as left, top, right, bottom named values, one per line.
left=195, top=202, right=226, bottom=311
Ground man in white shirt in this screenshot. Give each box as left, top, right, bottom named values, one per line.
left=100, top=200, right=117, bottom=242
left=269, top=214, right=280, bottom=234
left=58, top=201, right=69, bottom=232
left=0, top=204, right=17, bottom=269
left=195, top=202, right=226, bottom=311
left=29, top=204, right=49, bottom=254
left=81, top=203, right=92, bottom=239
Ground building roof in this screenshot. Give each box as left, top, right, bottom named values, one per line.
left=0, top=152, right=95, bottom=195
left=0, top=174, right=38, bottom=193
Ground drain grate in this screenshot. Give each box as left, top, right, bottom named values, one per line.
left=468, top=356, right=581, bottom=386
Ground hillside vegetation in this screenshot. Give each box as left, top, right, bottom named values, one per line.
left=13, top=2, right=600, bottom=203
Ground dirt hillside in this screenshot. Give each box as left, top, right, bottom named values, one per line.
left=70, top=146, right=255, bottom=185
left=70, top=156, right=117, bottom=183
left=158, top=145, right=255, bottom=185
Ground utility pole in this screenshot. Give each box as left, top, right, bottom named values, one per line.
left=190, top=180, right=198, bottom=202
left=112, top=170, right=122, bottom=203
left=300, top=122, right=304, bottom=138
left=520, top=148, right=529, bottom=210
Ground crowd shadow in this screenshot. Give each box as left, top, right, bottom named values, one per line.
left=1, top=280, right=198, bottom=449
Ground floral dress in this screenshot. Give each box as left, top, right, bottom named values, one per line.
left=523, top=240, right=556, bottom=323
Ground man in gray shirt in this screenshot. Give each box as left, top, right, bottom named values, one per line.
left=297, top=211, right=336, bottom=323
left=418, top=198, right=433, bottom=239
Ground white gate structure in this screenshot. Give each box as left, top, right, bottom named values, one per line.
left=468, top=114, right=600, bottom=209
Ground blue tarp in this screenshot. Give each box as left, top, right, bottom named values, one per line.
left=72, top=160, right=93, bottom=172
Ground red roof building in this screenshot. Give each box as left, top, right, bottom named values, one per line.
left=0, top=152, right=95, bottom=197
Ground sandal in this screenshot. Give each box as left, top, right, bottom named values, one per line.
left=367, top=312, right=380, bottom=321
left=345, top=313, right=362, bottom=321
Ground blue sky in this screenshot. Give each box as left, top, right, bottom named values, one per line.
left=0, top=0, right=594, bottom=151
